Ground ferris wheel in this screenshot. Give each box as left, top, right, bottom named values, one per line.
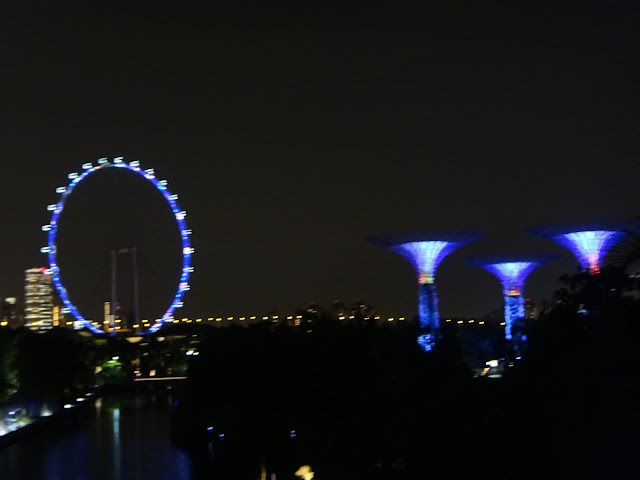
left=41, top=157, right=194, bottom=334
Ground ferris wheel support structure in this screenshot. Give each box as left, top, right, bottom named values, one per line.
left=108, top=246, right=141, bottom=334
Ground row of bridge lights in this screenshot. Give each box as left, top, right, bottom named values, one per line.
left=445, top=319, right=498, bottom=326
left=76, top=315, right=410, bottom=330
left=0, top=317, right=505, bottom=328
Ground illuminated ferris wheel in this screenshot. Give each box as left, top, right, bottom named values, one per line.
left=41, top=157, right=194, bottom=334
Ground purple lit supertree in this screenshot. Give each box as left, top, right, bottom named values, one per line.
left=468, top=257, right=552, bottom=349
left=533, top=228, right=625, bottom=275
left=370, top=234, right=478, bottom=352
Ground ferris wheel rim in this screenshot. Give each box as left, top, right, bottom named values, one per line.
left=42, top=157, right=193, bottom=335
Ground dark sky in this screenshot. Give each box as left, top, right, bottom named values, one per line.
left=1, top=1, right=638, bottom=321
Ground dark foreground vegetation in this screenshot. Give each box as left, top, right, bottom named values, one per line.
left=1, top=267, right=639, bottom=479
left=174, top=267, right=640, bottom=479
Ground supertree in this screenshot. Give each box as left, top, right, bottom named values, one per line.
left=370, top=234, right=479, bottom=352
left=533, top=228, right=625, bottom=275
left=467, top=257, right=553, bottom=350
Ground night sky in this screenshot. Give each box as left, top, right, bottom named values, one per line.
left=1, top=1, right=638, bottom=321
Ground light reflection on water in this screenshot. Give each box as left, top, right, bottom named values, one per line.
left=0, top=393, right=191, bottom=480
left=113, top=408, right=121, bottom=480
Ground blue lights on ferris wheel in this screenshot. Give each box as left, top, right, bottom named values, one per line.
left=42, top=157, right=194, bottom=335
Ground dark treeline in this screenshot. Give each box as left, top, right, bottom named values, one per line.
left=174, top=266, right=640, bottom=479
left=0, top=325, right=190, bottom=415
left=1, top=265, right=639, bottom=478
left=0, top=327, right=95, bottom=415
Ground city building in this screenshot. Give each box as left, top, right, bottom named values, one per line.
left=524, top=297, right=543, bottom=320
left=0, top=297, right=20, bottom=328
left=24, top=267, right=54, bottom=331
left=52, top=305, right=60, bottom=327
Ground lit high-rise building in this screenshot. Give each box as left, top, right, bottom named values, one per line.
left=52, top=305, right=60, bottom=327
left=24, top=267, right=54, bottom=331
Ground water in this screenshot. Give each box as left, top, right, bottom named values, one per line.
left=0, top=393, right=192, bottom=480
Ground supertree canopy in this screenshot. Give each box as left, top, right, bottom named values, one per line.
left=370, top=234, right=479, bottom=352
left=468, top=258, right=552, bottom=343
left=534, top=228, right=625, bottom=275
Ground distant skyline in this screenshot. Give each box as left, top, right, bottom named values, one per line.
left=1, top=1, right=638, bottom=321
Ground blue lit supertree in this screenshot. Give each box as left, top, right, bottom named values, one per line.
left=468, top=258, right=552, bottom=349
left=534, top=228, right=625, bottom=275
left=370, top=234, right=478, bottom=352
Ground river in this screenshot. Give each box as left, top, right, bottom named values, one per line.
left=0, top=392, right=193, bottom=480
